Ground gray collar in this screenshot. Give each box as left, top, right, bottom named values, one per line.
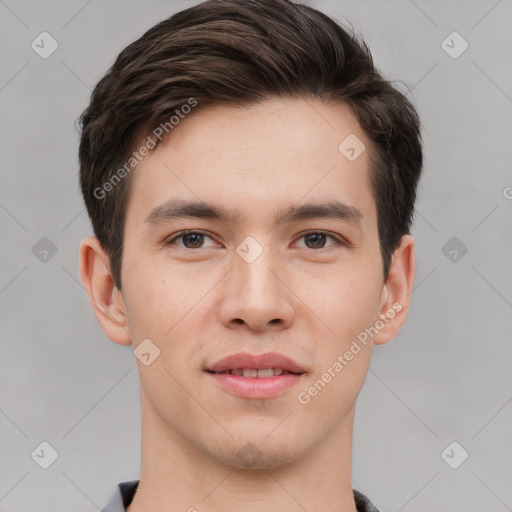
left=102, top=480, right=380, bottom=511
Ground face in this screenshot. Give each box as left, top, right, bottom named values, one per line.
left=82, top=97, right=414, bottom=469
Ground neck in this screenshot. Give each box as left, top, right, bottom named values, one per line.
left=127, top=394, right=358, bottom=512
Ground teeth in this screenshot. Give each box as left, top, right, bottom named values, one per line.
left=214, top=368, right=294, bottom=377
left=230, top=368, right=287, bottom=378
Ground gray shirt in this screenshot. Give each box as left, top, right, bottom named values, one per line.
left=101, top=480, right=381, bottom=511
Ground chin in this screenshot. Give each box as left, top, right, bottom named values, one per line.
left=210, top=436, right=305, bottom=471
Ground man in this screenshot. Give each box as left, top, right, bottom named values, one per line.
left=78, top=0, right=422, bottom=510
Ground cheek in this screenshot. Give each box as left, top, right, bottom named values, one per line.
left=292, top=263, right=382, bottom=339
left=122, top=261, right=180, bottom=345
left=311, top=269, right=381, bottom=406
left=123, top=265, right=211, bottom=370
left=294, top=339, right=372, bottom=442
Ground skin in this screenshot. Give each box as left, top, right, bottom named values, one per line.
left=79, top=97, right=415, bottom=512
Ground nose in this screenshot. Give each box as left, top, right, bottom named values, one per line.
left=218, top=244, right=295, bottom=332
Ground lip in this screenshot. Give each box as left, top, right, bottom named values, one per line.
left=206, top=352, right=306, bottom=374
left=207, top=372, right=305, bottom=399
left=205, top=352, right=307, bottom=400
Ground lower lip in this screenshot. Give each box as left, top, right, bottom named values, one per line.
left=206, top=372, right=305, bottom=399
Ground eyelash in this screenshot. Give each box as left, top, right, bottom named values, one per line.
left=164, top=230, right=349, bottom=250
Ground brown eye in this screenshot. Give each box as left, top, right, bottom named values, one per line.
left=181, top=233, right=205, bottom=248
left=295, top=231, right=343, bottom=249
left=166, top=231, right=216, bottom=249
left=304, top=232, right=328, bottom=248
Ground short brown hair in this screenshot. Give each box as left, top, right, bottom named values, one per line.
left=79, top=0, right=423, bottom=290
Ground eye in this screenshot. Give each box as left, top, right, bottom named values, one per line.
left=165, top=230, right=218, bottom=249
left=164, top=229, right=348, bottom=251
left=293, top=230, right=346, bottom=249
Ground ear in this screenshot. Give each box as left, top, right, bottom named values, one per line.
left=78, top=236, right=132, bottom=346
left=373, top=234, right=416, bottom=346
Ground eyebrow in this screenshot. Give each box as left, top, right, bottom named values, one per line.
left=144, top=198, right=364, bottom=230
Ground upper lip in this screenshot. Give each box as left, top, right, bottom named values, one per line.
left=206, top=352, right=306, bottom=374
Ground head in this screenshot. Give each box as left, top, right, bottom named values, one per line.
left=79, top=0, right=421, bottom=469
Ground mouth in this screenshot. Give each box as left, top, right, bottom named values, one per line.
left=205, top=352, right=307, bottom=399
left=205, top=352, right=306, bottom=374
left=206, top=368, right=303, bottom=377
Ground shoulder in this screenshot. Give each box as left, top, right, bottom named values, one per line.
left=353, top=489, right=381, bottom=512
left=101, top=480, right=139, bottom=512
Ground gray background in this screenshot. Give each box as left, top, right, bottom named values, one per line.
left=1, top=0, right=511, bottom=510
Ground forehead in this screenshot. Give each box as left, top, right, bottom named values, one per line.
left=125, top=97, right=377, bottom=231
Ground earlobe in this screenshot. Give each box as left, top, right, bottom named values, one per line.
left=373, top=235, right=416, bottom=346
left=78, top=236, right=132, bottom=346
